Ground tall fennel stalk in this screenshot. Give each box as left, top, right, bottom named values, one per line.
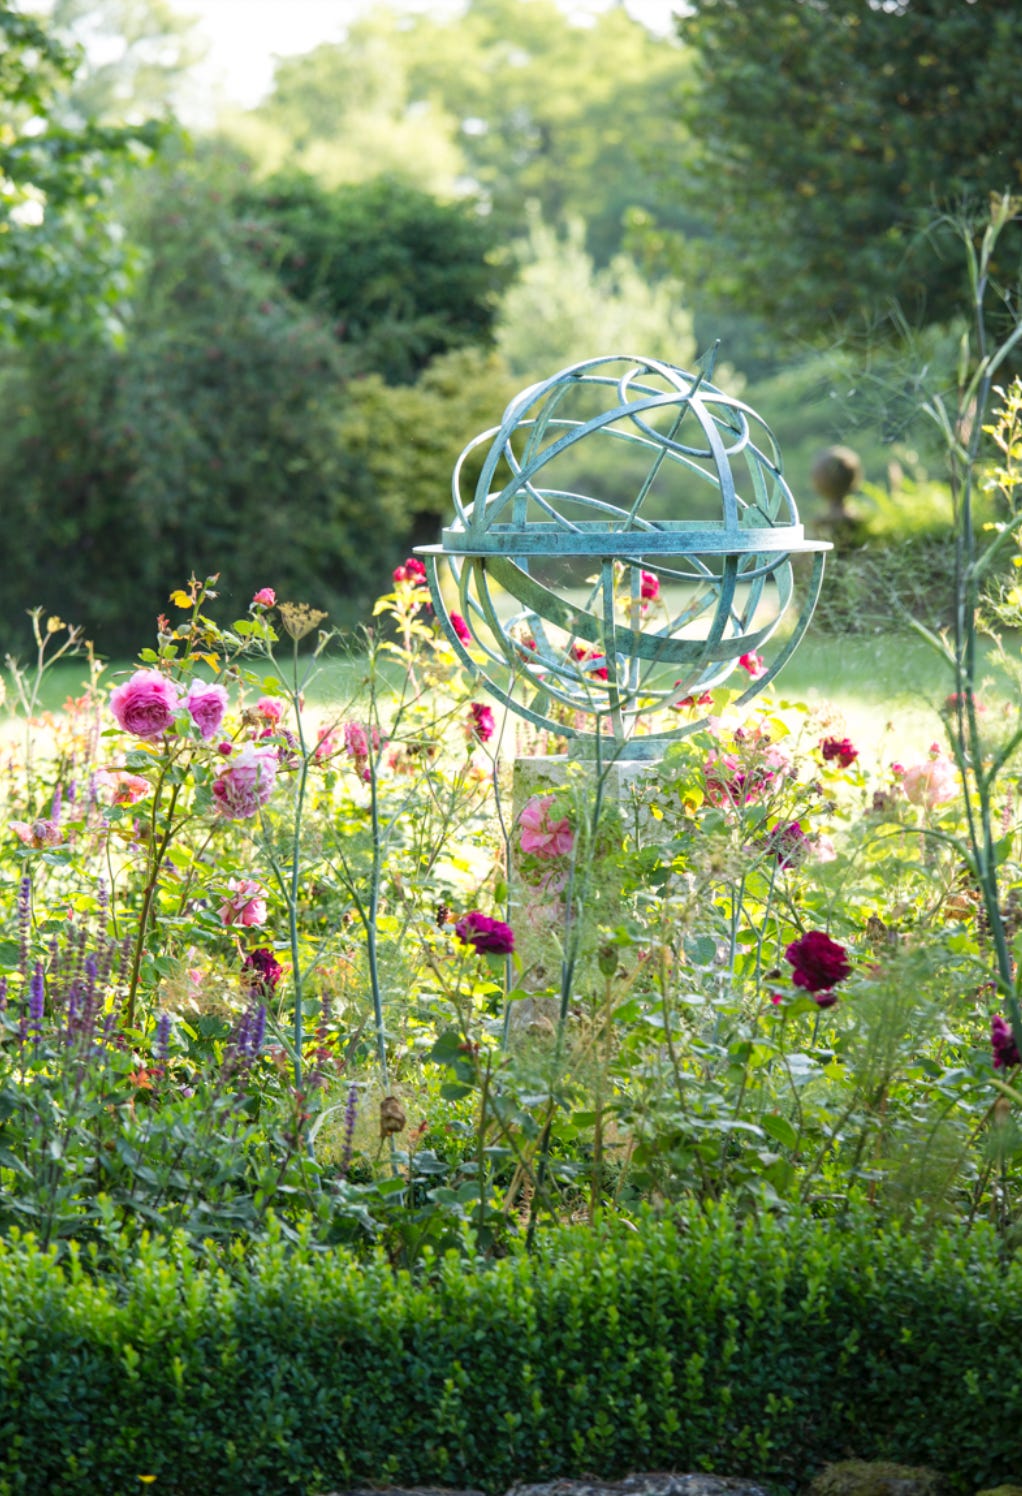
left=917, top=196, right=1022, bottom=1052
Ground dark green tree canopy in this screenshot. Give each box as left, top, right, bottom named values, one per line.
left=237, top=174, right=514, bottom=383
left=660, top=0, right=1022, bottom=340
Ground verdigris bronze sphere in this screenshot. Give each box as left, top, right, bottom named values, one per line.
left=420, top=353, right=829, bottom=758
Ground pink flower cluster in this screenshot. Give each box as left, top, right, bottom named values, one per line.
left=219, top=878, right=268, bottom=928
left=110, top=669, right=229, bottom=742
left=992, top=1014, right=1021, bottom=1070
left=468, top=702, right=494, bottom=744
left=704, top=741, right=789, bottom=807
left=184, top=680, right=228, bottom=741
left=393, top=557, right=426, bottom=585
left=519, top=795, right=574, bottom=859
left=110, top=669, right=179, bottom=740
left=212, top=743, right=278, bottom=819
left=342, top=720, right=381, bottom=780
left=901, top=749, right=957, bottom=808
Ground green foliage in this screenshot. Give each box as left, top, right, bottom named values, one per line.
left=0, top=2, right=164, bottom=342
left=651, top=0, right=1022, bottom=344
left=238, top=172, right=514, bottom=384
left=0, top=156, right=399, bottom=650
left=0, top=1208, right=1021, bottom=1492
left=231, top=0, right=690, bottom=265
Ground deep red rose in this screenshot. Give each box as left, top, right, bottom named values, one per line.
left=785, top=930, right=850, bottom=993
left=821, top=736, right=859, bottom=768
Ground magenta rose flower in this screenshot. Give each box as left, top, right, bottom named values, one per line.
left=992, top=1014, right=1021, bottom=1070
left=455, top=911, right=515, bottom=955
left=109, top=669, right=180, bottom=740
left=640, top=570, right=660, bottom=601
left=785, top=930, right=851, bottom=994
left=185, top=680, right=229, bottom=741
left=393, top=557, right=427, bottom=584
left=212, top=743, right=278, bottom=819
left=252, top=588, right=276, bottom=608
left=468, top=702, right=495, bottom=743
left=738, top=652, right=766, bottom=679
left=450, top=612, right=472, bottom=644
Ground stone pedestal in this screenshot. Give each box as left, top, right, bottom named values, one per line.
left=506, top=754, right=655, bottom=1034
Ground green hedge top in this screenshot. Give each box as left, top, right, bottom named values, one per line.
left=0, top=1207, right=1020, bottom=1496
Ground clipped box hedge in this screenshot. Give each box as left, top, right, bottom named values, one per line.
left=0, top=1206, right=1020, bottom=1495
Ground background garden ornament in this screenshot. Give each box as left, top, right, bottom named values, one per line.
left=421, top=350, right=830, bottom=761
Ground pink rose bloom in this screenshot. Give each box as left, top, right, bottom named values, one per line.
left=902, top=754, right=957, bottom=808
left=212, top=743, right=278, bottom=819
left=519, top=795, right=574, bottom=859
left=393, top=557, right=426, bottom=584
left=109, top=669, right=179, bottom=740
left=10, top=819, right=63, bottom=848
left=252, top=588, right=276, bottom=608
left=640, top=570, right=660, bottom=601
left=256, top=697, right=284, bottom=725
left=95, top=770, right=152, bottom=805
left=185, top=680, right=229, bottom=741
left=315, top=725, right=340, bottom=762
left=738, top=652, right=766, bottom=679
left=450, top=612, right=472, bottom=644
left=219, top=878, right=268, bottom=928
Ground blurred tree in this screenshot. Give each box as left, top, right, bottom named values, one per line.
left=645, top=0, right=1022, bottom=343
left=0, top=1, right=163, bottom=342
left=334, top=345, right=519, bottom=546
left=0, top=156, right=398, bottom=651
left=228, top=0, right=691, bottom=265
left=237, top=173, right=514, bottom=384
left=496, top=208, right=696, bottom=381
left=47, top=0, right=205, bottom=121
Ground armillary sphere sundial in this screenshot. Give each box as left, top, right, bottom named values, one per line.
left=419, top=350, right=830, bottom=760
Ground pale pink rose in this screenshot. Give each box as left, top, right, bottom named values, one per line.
left=252, top=588, right=276, bottom=608
left=256, top=697, right=284, bottom=725
left=218, top=878, right=268, bottom=928
left=519, top=795, right=574, bottom=859
left=95, top=770, right=152, bottom=805
left=185, top=680, right=229, bottom=741
left=212, top=743, right=278, bottom=819
left=10, top=819, right=63, bottom=848
left=811, top=834, right=837, bottom=863
left=902, top=754, right=957, bottom=808
left=109, top=669, right=179, bottom=740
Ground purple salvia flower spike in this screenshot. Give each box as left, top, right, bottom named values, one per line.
left=17, top=874, right=31, bottom=980
left=28, top=963, right=44, bottom=1036
left=154, top=1012, right=172, bottom=1062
